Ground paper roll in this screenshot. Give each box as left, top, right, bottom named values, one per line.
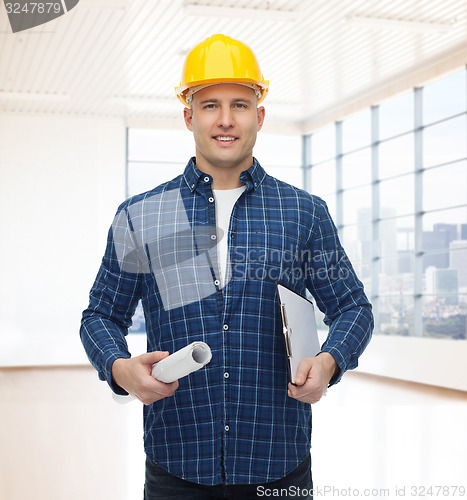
left=151, top=341, right=212, bottom=383
left=112, top=341, right=212, bottom=404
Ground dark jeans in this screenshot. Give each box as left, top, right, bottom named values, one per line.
left=144, top=454, right=313, bottom=499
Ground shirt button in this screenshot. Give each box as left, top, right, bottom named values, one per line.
left=223, top=324, right=229, bottom=331
left=210, top=234, right=217, bottom=240
left=214, top=279, right=220, bottom=286
left=224, top=372, right=229, bottom=379
left=204, top=176, right=210, bottom=183
left=225, top=425, right=230, bottom=432
left=208, top=197, right=214, bottom=203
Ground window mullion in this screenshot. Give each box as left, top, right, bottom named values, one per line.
left=335, top=121, right=343, bottom=228
left=414, top=87, right=424, bottom=337
left=371, top=105, right=380, bottom=332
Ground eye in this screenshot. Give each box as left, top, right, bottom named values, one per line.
left=203, top=103, right=217, bottom=109
left=234, top=103, right=247, bottom=109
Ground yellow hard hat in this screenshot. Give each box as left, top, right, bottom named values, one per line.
left=176, top=34, right=269, bottom=106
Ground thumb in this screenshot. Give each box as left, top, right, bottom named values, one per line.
left=293, top=357, right=314, bottom=386
left=141, top=350, right=170, bottom=365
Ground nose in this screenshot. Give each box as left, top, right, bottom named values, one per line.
left=217, top=106, right=234, bottom=128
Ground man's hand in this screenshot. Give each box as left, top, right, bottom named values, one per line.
left=112, top=351, right=179, bottom=405
left=288, top=352, right=338, bottom=404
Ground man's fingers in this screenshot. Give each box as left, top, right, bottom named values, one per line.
left=114, top=351, right=179, bottom=405
left=153, top=379, right=179, bottom=396
left=288, top=381, right=324, bottom=404
left=140, top=350, right=170, bottom=365
left=293, top=357, right=314, bottom=385
left=288, top=381, right=317, bottom=398
left=136, top=378, right=179, bottom=406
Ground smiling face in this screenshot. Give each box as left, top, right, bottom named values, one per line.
left=183, top=84, right=265, bottom=187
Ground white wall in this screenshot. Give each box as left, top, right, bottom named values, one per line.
left=357, top=335, right=467, bottom=392
left=0, top=113, right=127, bottom=366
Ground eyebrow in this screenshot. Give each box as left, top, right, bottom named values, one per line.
left=198, top=97, right=254, bottom=105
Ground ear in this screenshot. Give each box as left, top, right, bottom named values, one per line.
left=184, top=107, right=193, bottom=131
left=257, top=106, right=265, bottom=132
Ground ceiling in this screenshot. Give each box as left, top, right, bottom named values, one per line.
left=1, top=0, right=467, bottom=134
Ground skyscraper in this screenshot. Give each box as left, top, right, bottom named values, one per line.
left=450, top=240, right=467, bottom=288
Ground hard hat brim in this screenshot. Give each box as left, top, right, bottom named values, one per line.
left=176, top=78, right=269, bottom=107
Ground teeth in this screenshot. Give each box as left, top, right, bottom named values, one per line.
left=216, top=136, right=235, bottom=141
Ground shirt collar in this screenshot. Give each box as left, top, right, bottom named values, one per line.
left=183, top=157, right=267, bottom=193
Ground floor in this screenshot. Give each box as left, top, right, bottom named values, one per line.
left=311, top=372, right=467, bottom=499
left=0, top=367, right=466, bottom=500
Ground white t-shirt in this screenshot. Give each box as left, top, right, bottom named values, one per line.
left=213, top=186, right=246, bottom=288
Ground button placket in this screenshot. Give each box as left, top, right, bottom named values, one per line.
left=222, top=321, right=231, bottom=439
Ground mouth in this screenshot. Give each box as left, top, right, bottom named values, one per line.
left=213, top=135, right=237, bottom=143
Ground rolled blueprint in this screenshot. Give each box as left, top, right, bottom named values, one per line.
left=112, top=341, right=211, bottom=404
left=151, top=341, right=212, bottom=383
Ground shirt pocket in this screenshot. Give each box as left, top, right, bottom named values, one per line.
left=233, top=223, right=305, bottom=287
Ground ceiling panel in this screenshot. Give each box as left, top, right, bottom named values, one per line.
left=1, top=0, right=466, bottom=133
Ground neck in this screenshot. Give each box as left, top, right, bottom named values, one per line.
left=211, top=172, right=244, bottom=190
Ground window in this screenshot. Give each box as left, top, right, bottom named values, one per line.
left=126, top=128, right=193, bottom=197
left=341, top=109, right=371, bottom=153
left=423, top=70, right=467, bottom=125
left=305, top=67, right=467, bottom=340
left=342, top=148, right=371, bottom=189
left=254, top=133, right=302, bottom=186
left=379, top=91, right=414, bottom=140
left=379, top=133, right=414, bottom=179
left=311, top=125, right=335, bottom=164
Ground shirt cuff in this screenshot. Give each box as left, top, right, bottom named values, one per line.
left=98, top=349, right=132, bottom=395
left=319, top=344, right=350, bottom=386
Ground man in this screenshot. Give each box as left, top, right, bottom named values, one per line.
left=80, top=34, right=373, bottom=499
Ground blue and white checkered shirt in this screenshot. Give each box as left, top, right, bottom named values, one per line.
left=80, top=158, right=373, bottom=486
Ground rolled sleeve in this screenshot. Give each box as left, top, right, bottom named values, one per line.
left=80, top=207, right=142, bottom=394
left=305, top=199, right=374, bottom=385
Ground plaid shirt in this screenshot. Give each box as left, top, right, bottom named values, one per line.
left=80, top=158, right=373, bottom=486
